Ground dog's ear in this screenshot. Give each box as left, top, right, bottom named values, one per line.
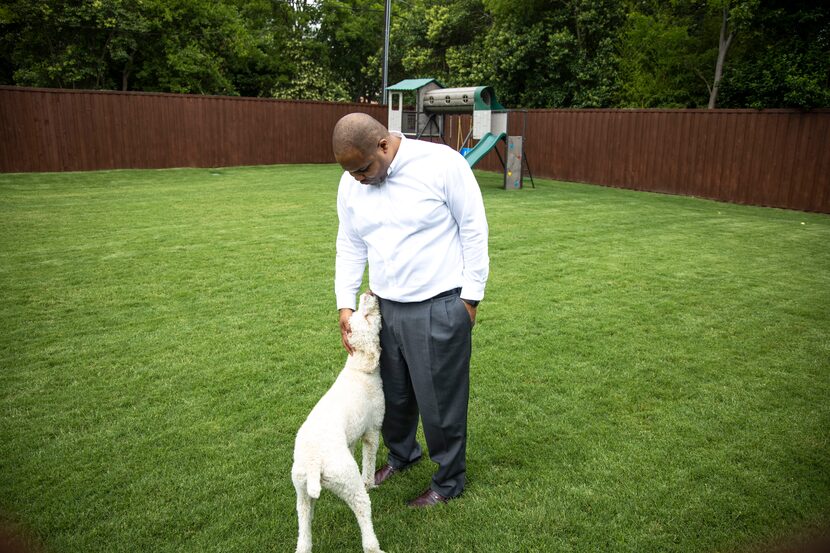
left=349, top=328, right=375, bottom=355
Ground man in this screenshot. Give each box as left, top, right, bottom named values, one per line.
left=332, top=112, right=489, bottom=507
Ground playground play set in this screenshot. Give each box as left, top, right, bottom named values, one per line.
left=386, top=78, right=534, bottom=189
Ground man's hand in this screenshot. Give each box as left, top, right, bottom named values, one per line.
left=462, top=302, right=477, bottom=326
left=339, top=308, right=355, bottom=355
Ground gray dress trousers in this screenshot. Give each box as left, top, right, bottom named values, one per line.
left=377, top=288, right=473, bottom=498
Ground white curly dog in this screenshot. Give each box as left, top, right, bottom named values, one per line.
left=291, top=291, right=386, bottom=553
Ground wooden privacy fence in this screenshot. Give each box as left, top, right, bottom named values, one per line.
left=0, top=86, right=385, bottom=171
left=1, top=86, right=828, bottom=212
left=452, top=108, right=830, bottom=213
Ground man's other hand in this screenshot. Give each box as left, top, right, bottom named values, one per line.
left=463, top=302, right=477, bottom=326
left=339, top=308, right=355, bottom=355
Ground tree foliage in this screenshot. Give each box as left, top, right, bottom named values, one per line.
left=616, top=11, right=709, bottom=108
left=717, top=0, right=830, bottom=108
left=0, top=0, right=827, bottom=107
left=0, top=0, right=266, bottom=94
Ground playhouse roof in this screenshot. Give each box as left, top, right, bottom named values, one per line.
left=386, top=78, right=443, bottom=91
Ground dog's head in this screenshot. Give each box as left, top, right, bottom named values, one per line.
left=348, top=291, right=381, bottom=354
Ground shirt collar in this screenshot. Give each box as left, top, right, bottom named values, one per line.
left=385, top=131, right=405, bottom=179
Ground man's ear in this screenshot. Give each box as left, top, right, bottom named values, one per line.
left=378, top=138, right=388, bottom=154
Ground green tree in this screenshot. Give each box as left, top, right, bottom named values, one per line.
left=616, top=0, right=828, bottom=109
left=132, top=0, right=261, bottom=94
left=1, top=0, right=825, bottom=107
left=221, top=0, right=297, bottom=97
left=0, top=0, right=271, bottom=94
left=704, top=0, right=759, bottom=108
left=269, top=38, right=350, bottom=101
left=616, top=7, right=712, bottom=108
left=717, top=1, right=830, bottom=108
left=382, top=0, right=490, bottom=89
left=315, top=0, right=388, bottom=101
left=388, top=0, right=624, bottom=108
left=0, top=0, right=133, bottom=89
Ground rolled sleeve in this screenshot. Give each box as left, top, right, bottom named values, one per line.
left=445, top=154, right=489, bottom=301
left=335, top=178, right=367, bottom=310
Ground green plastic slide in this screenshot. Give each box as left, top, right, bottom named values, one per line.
left=463, top=132, right=506, bottom=167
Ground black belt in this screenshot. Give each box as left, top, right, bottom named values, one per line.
left=430, top=288, right=461, bottom=300
left=377, top=288, right=460, bottom=304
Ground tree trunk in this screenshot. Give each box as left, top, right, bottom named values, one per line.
left=97, top=30, right=115, bottom=90
left=122, top=51, right=135, bottom=91
left=709, top=6, right=734, bottom=109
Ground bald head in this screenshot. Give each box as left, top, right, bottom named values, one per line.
left=332, top=113, right=389, bottom=158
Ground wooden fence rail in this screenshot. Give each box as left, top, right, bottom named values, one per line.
left=1, top=86, right=828, bottom=212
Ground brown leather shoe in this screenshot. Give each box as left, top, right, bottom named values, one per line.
left=373, top=464, right=400, bottom=486
left=406, top=488, right=451, bottom=508
left=374, top=459, right=421, bottom=486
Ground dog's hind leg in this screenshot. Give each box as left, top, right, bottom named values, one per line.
left=361, top=430, right=380, bottom=490
left=293, top=479, right=315, bottom=553
left=328, top=459, right=385, bottom=553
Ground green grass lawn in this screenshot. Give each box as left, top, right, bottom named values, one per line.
left=1, top=164, right=828, bottom=553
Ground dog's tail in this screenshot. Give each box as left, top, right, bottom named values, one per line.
left=306, top=458, right=322, bottom=499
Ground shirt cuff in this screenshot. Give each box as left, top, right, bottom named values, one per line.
left=336, top=292, right=357, bottom=311
left=460, top=284, right=485, bottom=302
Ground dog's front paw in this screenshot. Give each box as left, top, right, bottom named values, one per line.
left=363, top=478, right=377, bottom=490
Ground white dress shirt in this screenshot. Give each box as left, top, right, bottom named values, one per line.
left=335, top=133, right=489, bottom=310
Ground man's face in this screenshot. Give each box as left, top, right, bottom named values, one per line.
left=336, top=140, right=391, bottom=186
